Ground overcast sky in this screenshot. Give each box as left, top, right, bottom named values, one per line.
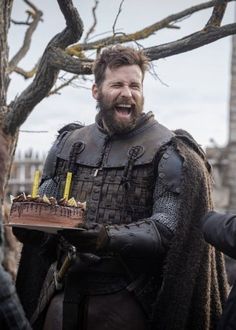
left=8, top=0, right=235, bottom=156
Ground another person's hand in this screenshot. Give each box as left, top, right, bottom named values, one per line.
left=59, top=223, right=109, bottom=253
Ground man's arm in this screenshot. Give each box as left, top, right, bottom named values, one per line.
left=200, top=211, right=236, bottom=259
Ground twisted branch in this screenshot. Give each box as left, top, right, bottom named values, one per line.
left=8, top=0, right=43, bottom=73
left=4, top=0, right=84, bottom=135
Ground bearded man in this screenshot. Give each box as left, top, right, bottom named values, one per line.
left=14, top=45, right=228, bottom=330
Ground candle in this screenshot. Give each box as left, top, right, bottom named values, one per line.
left=63, top=171, right=72, bottom=200
left=32, top=170, right=40, bottom=198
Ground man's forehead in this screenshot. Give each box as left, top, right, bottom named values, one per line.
left=104, top=65, right=143, bottom=81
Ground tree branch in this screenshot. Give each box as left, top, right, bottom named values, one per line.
left=83, top=0, right=99, bottom=43
left=67, top=0, right=231, bottom=55
left=12, top=0, right=234, bottom=81
left=45, top=47, right=93, bottom=74
left=0, top=0, right=13, bottom=108
left=24, top=0, right=39, bottom=13
left=58, top=22, right=236, bottom=75
left=112, top=0, right=124, bottom=34
left=48, top=75, right=78, bottom=95
left=10, top=20, right=30, bottom=26
left=8, top=2, right=43, bottom=73
left=144, top=23, right=236, bottom=61
left=13, top=62, right=39, bottom=79
left=205, top=0, right=228, bottom=28
left=4, top=0, right=84, bottom=135
left=12, top=18, right=236, bottom=87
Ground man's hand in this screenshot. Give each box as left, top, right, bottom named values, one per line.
left=59, top=223, right=109, bottom=253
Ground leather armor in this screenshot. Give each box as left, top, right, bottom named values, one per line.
left=39, top=112, right=184, bottom=324
left=42, top=113, right=176, bottom=227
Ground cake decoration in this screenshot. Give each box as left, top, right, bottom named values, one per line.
left=7, top=169, right=86, bottom=233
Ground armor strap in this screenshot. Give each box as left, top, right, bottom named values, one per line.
left=63, top=272, right=85, bottom=330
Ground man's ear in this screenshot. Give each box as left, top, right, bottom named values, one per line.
left=92, top=83, right=99, bottom=100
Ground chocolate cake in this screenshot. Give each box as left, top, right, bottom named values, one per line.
left=8, top=194, right=85, bottom=233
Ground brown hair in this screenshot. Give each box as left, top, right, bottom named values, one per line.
left=93, top=45, right=150, bottom=86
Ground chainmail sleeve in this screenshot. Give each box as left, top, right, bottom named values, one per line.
left=148, top=146, right=184, bottom=250
left=38, top=178, right=60, bottom=199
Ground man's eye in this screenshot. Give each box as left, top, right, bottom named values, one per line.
left=131, top=85, right=141, bottom=90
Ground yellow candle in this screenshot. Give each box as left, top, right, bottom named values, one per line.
left=32, top=170, right=40, bottom=198
left=63, top=172, right=72, bottom=200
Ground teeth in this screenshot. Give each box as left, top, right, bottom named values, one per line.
left=117, top=104, right=131, bottom=108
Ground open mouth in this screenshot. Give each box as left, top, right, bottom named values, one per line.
left=115, top=104, right=133, bottom=118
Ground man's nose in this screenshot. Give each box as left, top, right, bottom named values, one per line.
left=120, top=85, right=132, bottom=98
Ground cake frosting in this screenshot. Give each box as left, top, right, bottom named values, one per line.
left=8, top=193, right=85, bottom=232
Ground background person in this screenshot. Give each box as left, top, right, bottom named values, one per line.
left=201, top=211, right=236, bottom=330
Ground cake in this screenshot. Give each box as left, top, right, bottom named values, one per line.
left=8, top=193, right=85, bottom=233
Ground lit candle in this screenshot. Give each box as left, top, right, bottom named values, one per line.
left=63, top=171, right=72, bottom=200
left=32, top=170, right=40, bottom=198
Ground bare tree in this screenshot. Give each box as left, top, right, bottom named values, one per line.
left=0, top=0, right=235, bottom=265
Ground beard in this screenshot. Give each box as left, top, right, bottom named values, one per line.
left=96, top=91, right=144, bottom=135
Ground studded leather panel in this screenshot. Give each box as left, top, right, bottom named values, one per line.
left=55, top=161, right=155, bottom=225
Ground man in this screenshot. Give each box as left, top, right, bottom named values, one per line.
left=14, top=45, right=228, bottom=330
left=201, top=211, right=236, bottom=329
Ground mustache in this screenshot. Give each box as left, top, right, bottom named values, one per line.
left=95, top=91, right=144, bottom=134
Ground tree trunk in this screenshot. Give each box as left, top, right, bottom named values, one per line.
left=0, top=0, right=16, bottom=262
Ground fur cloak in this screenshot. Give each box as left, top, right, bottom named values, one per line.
left=150, top=134, right=229, bottom=329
